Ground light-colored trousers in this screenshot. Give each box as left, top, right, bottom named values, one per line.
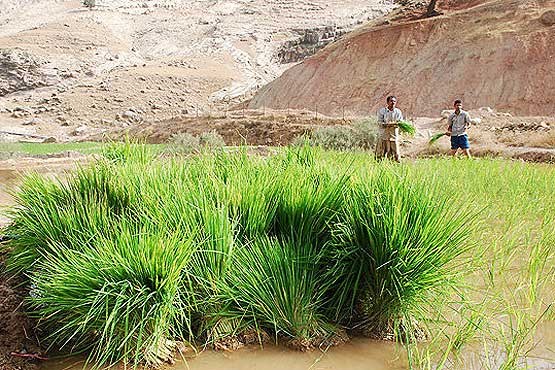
left=375, top=138, right=400, bottom=161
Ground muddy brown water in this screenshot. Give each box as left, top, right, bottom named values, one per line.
left=41, top=340, right=406, bottom=370
left=35, top=327, right=555, bottom=370
left=0, top=158, right=81, bottom=226
left=0, top=168, right=19, bottom=226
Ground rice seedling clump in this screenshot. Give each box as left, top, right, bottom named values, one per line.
left=397, top=120, right=417, bottom=136
left=1, top=145, right=474, bottom=368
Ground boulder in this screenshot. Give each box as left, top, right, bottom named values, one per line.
left=23, top=117, right=42, bottom=126
left=42, top=136, right=57, bottom=143
left=540, top=10, right=555, bottom=26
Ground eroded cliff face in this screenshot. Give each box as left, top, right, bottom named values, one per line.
left=249, top=0, right=555, bottom=117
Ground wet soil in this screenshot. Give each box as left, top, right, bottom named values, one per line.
left=0, top=250, right=41, bottom=370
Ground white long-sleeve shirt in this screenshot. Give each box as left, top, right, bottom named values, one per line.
left=377, top=107, right=403, bottom=140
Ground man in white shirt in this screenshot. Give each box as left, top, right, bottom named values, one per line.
left=376, top=95, right=403, bottom=162
left=447, top=99, right=472, bottom=158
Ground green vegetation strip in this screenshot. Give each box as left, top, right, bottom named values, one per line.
left=0, top=142, right=169, bottom=156
left=2, top=143, right=555, bottom=369
left=0, top=142, right=104, bottom=155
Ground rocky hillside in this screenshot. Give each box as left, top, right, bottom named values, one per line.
left=0, top=0, right=395, bottom=142
left=249, top=0, right=555, bottom=117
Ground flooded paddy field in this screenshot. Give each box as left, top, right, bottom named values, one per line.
left=1, top=145, right=555, bottom=370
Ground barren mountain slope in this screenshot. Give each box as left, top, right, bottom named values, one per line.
left=0, top=0, right=395, bottom=142
left=249, top=0, right=555, bottom=117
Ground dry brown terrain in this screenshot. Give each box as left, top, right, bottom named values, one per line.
left=97, top=106, right=555, bottom=163
left=407, top=108, right=555, bottom=162
left=248, top=0, right=555, bottom=117
left=0, top=0, right=395, bottom=144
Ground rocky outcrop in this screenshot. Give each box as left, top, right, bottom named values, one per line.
left=540, top=9, right=555, bottom=25
left=0, top=49, right=53, bottom=96
left=276, top=26, right=348, bottom=64
left=249, top=0, right=555, bottom=117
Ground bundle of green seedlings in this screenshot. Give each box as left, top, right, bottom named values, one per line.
left=2, top=144, right=475, bottom=369
left=397, top=120, right=417, bottom=136
left=429, top=132, right=449, bottom=145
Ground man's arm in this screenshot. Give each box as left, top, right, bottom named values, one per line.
left=464, top=112, right=471, bottom=129
left=447, top=114, right=453, bottom=133
left=377, top=109, right=385, bottom=124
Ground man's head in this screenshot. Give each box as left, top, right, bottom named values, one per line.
left=454, top=99, right=463, bottom=112
left=386, top=95, right=397, bottom=110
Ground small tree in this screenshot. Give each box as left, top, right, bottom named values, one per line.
left=83, top=0, right=96, bottom=10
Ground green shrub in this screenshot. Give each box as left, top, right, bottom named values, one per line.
left=83, top=0, right=96, bottom=9
left=293, top=119, right=378, bottom=151
left=311, top=125, right=357, bottom=150
left=199, top=130, right=226, bottom=149
left=350, top=119, right=379, bottom=149
left=169, top=132, right=200, bottom=154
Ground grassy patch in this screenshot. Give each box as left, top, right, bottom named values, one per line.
left=0, top=141, right=168, bottom=156
left=0, top=142, right=104, bottom=155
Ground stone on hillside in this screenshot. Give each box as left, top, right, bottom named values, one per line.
left=23, top=117, right=42, bottom=125
left=122, top=110, right=139, bottom=119
left=540, top=10, right=555, bottom=26
left=42, top=136, right=57, bottom=143
left=71, top=125, right=89, bottom=136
